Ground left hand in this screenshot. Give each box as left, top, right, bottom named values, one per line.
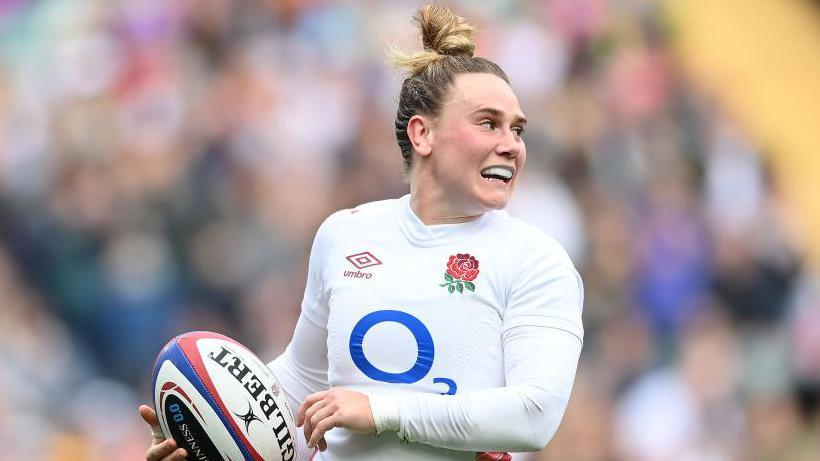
left=296, top=388, right=376, bottom=451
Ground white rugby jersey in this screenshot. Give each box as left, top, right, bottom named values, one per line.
left=269, top=194, right=583, bottom=461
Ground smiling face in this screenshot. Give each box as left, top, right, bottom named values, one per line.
left=412, top=73, right=527, bottom=219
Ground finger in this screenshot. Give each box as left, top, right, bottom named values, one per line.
left=302, top=417, right=312, bottom=448
left=146, top=439, right=177, bottom=461
left=303, top=398, right=332, bottom=445
left=305, top=402, right=336, bottom=448
left=305, top=398, right=331, bottom=427
left=139, top=404, right=159, bottom=427
left=161, top=448, right=188, bottom=461
left=309, top=413, right=338, bottom=449
left=307, top=402, right=336, bottom=434
left=318, top=437, right=327, bottom=452
left=139, top=405, right=166, bottom=444
left=297, top=391, right=329, bottom=426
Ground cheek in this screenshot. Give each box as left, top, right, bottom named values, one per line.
left=445, top=126, right=485, bottom=155
left=437, top=132, right=485, bottom=173
left=515, top=146, right=527, bottom=170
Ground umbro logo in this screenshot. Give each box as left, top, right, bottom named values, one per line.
left=346, top=251, right=382, bottom=269
left=344, top=251, right=381, bottom=279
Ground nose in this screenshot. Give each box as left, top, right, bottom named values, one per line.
left=496, top=128, right=523, bottom=158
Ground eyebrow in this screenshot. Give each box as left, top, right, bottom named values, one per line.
left=473, top=107, right=528, bottom=125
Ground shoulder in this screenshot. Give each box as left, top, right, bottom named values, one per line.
left=488, top=211, right=574, bottom=268
left=494, top=213, right=584, bottom=338
left=315, top=197, right=400, bottom=238
left=489, top=212, right=582, bottom=301
left=307, top=198, right=399, bottom=265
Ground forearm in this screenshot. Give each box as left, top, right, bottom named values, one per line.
left=371, top=327, right=581, bottom=452
left=397, top=385, right=568, bottom=451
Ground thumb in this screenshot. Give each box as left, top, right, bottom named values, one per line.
left=138, top=404, right=166, bottom=444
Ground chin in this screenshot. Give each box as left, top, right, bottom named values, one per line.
left=477, top=194, right=511, bottom=211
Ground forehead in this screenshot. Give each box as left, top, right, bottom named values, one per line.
left=442, top=73, right=524, bottom=119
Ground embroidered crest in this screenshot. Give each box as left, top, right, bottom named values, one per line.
left=440, top=253, right=479, bottom=294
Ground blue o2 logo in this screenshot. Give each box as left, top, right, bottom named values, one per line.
left=349, top=310, right=433, bottom=383
left=349, top=310, right=457, bottom=395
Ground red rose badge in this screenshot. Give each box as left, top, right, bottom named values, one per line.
left=440, top=253, right=479, bottom=294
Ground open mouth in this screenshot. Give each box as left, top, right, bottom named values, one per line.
left=480, top=166, right=514, bottom=184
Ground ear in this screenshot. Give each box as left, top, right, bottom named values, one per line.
left=407, top=114, right=433, bottom=157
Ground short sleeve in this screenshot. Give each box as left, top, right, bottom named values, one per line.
left=503, top=235, right=584, bottom=342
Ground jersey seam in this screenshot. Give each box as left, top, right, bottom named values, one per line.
left=503, top=324, right=584, bottom=344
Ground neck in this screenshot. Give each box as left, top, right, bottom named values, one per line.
left=409, top=184, right=484, bottom=226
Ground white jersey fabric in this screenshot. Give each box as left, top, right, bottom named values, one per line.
left=269, top=194, right=583, bottom=461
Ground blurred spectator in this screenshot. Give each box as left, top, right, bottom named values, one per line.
left=0, top=1, right=817, bottom=460
left=614, top=310, right=745, bottom=461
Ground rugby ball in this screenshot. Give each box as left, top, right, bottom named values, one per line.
left=152, top=331, right=297, bottom=461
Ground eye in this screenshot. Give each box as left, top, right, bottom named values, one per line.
left=479, top=120, right=494, bottom=130
left=512, top=126, right=526, bottom=137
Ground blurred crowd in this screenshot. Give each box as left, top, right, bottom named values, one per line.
left=0, top=0, right=818, bottom=460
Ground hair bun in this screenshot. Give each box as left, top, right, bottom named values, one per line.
left=417, top=5, right=475, bottom=57
left=388, top=5, right=477, bottom=76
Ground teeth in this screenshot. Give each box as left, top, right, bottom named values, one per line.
left=480, top=166, right=513, bottom=180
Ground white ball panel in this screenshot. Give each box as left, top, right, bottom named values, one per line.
left=197, top=338, right=297, bottom=461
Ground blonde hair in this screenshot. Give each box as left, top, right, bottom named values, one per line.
left=391, top=5, right=509, bottom=173
left=390, top=5, right=476, bottom=75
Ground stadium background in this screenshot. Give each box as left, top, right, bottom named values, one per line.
left=1, top=0, right=819, bottom=459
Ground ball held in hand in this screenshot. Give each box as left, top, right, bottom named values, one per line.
left=152, top=331, right=297, bottom=461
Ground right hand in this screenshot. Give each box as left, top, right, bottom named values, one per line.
left=139, top=404, right=188, bottom=461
